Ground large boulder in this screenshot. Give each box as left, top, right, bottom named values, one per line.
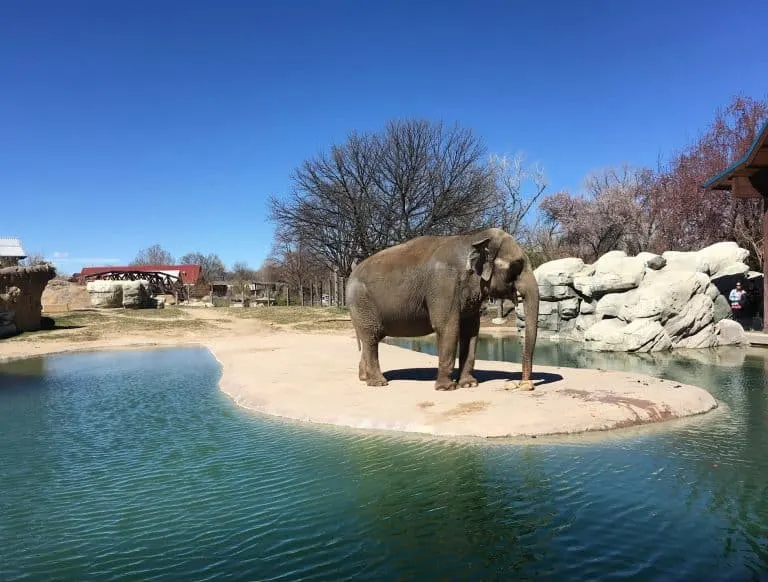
left=0, top=264, right=57, bottom=332
left=584, top=318, right=672, bottom=352
left=87, top=281, right=123, bottom=308
left=715, top=319, right=747, bottom=346
left=534, top=257, right=586, bottom=286
left=617, top=271, right=706, bottom=323
left=665, top=294, right=714, bottom=343
left=573, top=255, right=646, bottom=297
left=697, top=241, right=750, bottom=277
left=122, top=280, right=150, bottom=308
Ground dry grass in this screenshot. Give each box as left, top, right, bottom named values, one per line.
left=6, top=308, right=212, bottom=343
left=223, top=306, right=350, bottom=325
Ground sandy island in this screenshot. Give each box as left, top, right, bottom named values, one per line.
left=0, top=306, right=718, bottom=438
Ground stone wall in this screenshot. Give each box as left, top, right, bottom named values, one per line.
left=0, top=264, right=57, bottom=336
left=516, top=242, right=757, bottom=352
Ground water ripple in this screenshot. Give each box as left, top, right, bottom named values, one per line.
left=1, top=346, right=768, bottom=580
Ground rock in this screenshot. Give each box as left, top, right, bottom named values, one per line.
left=715, top=319, right=747, bottom=346
left=661, top=250, right=709, bottom=273
left=573, top=255, right=645, bottom=297
left=704, top=282, right=720, bottom=300
left=491, top=317, right=507, bottom=325
left=580, top=299, right=596, bottom=314
left=712, top=294, right=733, bottom=323
left=617, top=271, right=704, bottom=323
left=637, top=252, right=666, bottom=270
left=122, top=280, right=150, bottom=308
left=538, top=283, right=577, bottom=301
left=0, top=322, right=17, bottom=338
left=558, top=297, right=580, bottom=319
left=87, top=281, right=123, bottom=308
left=710, top=262, right=750, bottom=280
left=575, top=313, right=598, bottom=331
left=674, top=324, right=717, bottom=349
left=664, top=294, right=714, bottom=340
left=596, top=293, right=627, bottom=320
left=534, top=258, right=586, bottom=286
left=698, top=241, right=749, bottom=276
left=0, top=264, right=57, bottom=332
left=584, top=318, right=672, bottom=352
left=0, top=310, right=13, bottom=324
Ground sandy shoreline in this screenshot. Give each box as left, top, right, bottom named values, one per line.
left=0, top=312, right=719, bottom=438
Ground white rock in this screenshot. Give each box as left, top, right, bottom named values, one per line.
left=661, top=250, right=709, bottom=273
left=558, top=297, right=580, bottom=319
left=617, top=271, right=704, bottom=323
left=122, top=280, right=150, bottom=308
left=538, top=283, right=577, bottom=301
left=534, top=258, right=586, bottom=286
left=709, top=262, right=750, bottom=279
left=636, top=252, right=666, bottom=270
left=673, top=323, right=717, bottom=349
left=715, top=319, right=747, bottom=346
left=697, top=241, right=749, bottom=276
left=712, top=294, right=733, bottom=323
left=596, top=292, right=630, bottom=320
left=574, top=256, right=646, bottom=297
left=584, top=318, right=671, bottom=352
left=87, top=281, right=123, bottom=308
left=663, top=294, right=714, bottom=340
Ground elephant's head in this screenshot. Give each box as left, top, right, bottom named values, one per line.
left=467, top=228, right=539, bottom=386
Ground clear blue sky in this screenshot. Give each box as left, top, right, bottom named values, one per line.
left=2, top=0, right=767, bottom=275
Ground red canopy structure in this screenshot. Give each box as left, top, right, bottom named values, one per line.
left=703, top=119, right=768, bottom=333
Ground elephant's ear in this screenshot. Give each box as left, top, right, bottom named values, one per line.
left=467, top=237, right=494, bottom=281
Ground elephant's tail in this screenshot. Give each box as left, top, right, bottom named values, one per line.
left=355, top=330, right=361, bottom=351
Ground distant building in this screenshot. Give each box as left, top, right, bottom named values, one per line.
left=78, top=264, right=202, bottom=285
left=0, top=237, right=27, bottom=267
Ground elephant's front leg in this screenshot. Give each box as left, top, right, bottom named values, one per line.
left=361, top=337, right=388, bottom=387
left=434, top=323, right=460, bottom=391
left=457, top=318, right=480, bottom=388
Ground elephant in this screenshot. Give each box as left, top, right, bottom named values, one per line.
left=346, top=227, right=540, bottom=391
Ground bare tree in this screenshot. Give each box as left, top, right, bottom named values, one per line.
left=131, top=244, right=174, bottom=266
left=540, top=165, right=655, bottom=262
left=268, top=119, right=496, bottom=276
left=486, top=152, right=548, bottom=238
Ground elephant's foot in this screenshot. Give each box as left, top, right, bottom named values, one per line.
left=435, top=380, right=458, bottom=391
left=504, top=379, right=535, bottom=391
left=366, top=376, right=389, bottom=387
left=458, top=374, right=478, bottom=388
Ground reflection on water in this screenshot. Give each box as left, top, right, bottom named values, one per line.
left=1, top=344, right=767, bottom=580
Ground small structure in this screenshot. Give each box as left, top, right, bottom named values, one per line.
left=210, top=280, right=288, bottom=306
left=0, top=237, right=27, bottom=267
left=703, top=119, right=768, bottom=333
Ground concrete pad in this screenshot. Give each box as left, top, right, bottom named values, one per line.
left=209, top=333, right=718, bottom=438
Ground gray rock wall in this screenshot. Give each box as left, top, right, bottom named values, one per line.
left=517, top=242, right=755, bottom=351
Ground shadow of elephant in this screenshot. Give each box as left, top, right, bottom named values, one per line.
left=383, top=368, right=563, bottom=386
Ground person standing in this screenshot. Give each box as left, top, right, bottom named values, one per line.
left=729, top=281, right=747, bottom=323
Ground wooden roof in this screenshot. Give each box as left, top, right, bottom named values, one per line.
left=703, top=119, right=768, bottom=197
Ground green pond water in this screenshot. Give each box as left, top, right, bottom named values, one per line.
left=1, top=340, right=767, bottom=581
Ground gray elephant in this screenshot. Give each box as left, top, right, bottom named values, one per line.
left=346, top=227, right=539, bottom=391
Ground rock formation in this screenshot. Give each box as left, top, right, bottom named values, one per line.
left=86, top=280, right=152, bottom=308
left=0, top=264, right=57, bottom=336
left=517, top=242, right=756, bottom=351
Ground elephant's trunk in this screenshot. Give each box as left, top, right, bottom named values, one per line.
left=517, top=269, right=539, bottom=382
